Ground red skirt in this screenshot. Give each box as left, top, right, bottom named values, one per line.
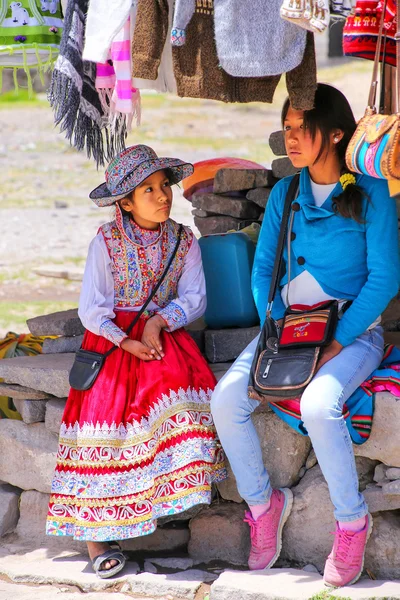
left=46, top=312, right=226, bottom=542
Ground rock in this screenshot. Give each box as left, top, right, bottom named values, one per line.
left=123, top=570, right=210, bottom=598
left=306, top=448, right=317, bottom=470
left=271, top=158, right=298, bottom=179
left=32, top=267, right=84, bottom=282
left=186, top=329, right=205, bottom=353
left=283, top=464, right=400, bottom=578
left=302, top=564, right=319, bottom=574
left=209, top=362, right=232, bottom=382
left=363, top=485, right=400, bottom=512
left=54, top=200, right=68, bottom=209
left=382, top=294, right=400, bottom=331
left=15, top=490, right=81, bottom=552
left=374, top=463, right=387, bottom=483
left=42, top=335, right=83, bottom=355
left=146, top=557, right=194, bottom=570
left=45, top=398, right=67, bottom=435
left=355, top=457, right=379, bottom=491
left=354, top=393, right=400, bottom=467
left=192, top=194, right=261, bottom=220
left=210, top=569, right=324, bottom=600
left=298, top=467, right=306, bottom=479
left=382, top=480, right=400, bottom=494
left=281, top=465, right=334, bottom=572
left=0, top=483, right=21, bottom=537
left=192, top=208, right=215, bottom=217
left=27, top=309, right=84, bottom=337
left=211, top=568, right=400, bottom=600
left=269, top=130, right=287, bottom=156
left=0, top=582, right=136, bottom=600
left=246, top=187, right=271, bottom=208
left=204, top=327, right=259, bottom=363
left=366, top=512, right=400, bottom=579
left=216, top=459, right=243, bottom=503
left=13, top=399, right=47, bottom=424
left=385, top=467, right=400, bottom=480
left=144, top=560, right=158, bottom=574
left=252, top=411, right=311, bottom=489
left=0, top=421, right=58, bottom=493
left=0, top=383, right=52, bottom=400
left=188, top=502, right=250, bottom=565
left=0, top=353, right=74, bottom=398
left=122, top=524, right=190, bottom=553
left=213, top=169, right=276, bottom=194
left=194, top=215, right=253, bottom=236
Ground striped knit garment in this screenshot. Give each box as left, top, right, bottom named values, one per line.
left=96, top=14, right=141, bottom=133
left=269, top=345, right=400, bottom=445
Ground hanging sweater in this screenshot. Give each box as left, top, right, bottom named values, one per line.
left=132, top=0, right=317, bottom=108
left=172, top=0, right=307, bottom=78
left=252, top=168, right=400, bottom=347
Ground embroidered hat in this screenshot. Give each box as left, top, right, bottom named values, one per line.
left=89, top=145, right=194, bottom=206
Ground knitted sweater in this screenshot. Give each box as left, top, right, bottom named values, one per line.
left=132, top=0, right=317, bottom=108
left=172, top=0, right=307, bottom=77
left=252, top=168, right=400, bottom=347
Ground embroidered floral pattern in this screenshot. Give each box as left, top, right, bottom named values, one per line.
left=100, top=212, right=192, bottom=310
left=157, top=301, right=187, bottom=331
left=46, top=387, right=226, bottom=541
left=99, top=319, right=127, bottom=346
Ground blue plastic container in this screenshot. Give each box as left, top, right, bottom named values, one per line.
left=199, top=232, right=260, bottom=329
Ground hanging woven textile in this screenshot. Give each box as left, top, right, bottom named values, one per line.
left=343, top=0, right=397, bottom=65
left=0, top=0, right=63, bottom=94
left=48, top=0, right=128, bottom=167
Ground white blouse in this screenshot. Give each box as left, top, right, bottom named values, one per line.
left=78, top=221, right=206, bottom=347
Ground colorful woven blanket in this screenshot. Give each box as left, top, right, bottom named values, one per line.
left=269, top=344, right=400, bottom=445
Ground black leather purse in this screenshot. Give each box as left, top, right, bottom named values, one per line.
left=248, top=175, right=322, bottom=402
left=69, top=225, right=183, bottom=392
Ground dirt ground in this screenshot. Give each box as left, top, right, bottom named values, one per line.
left=0, top=58, right=372, bottom=336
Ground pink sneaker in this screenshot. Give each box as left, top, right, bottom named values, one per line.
left=324, top=514, right=373, bottom=588
left=244, top=488, right=293, bottom=571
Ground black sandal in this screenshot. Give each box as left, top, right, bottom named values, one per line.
left=91, top=542, right=126, bottom=579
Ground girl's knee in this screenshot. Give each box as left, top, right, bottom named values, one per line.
left=300, top=388, right=340, bottom=424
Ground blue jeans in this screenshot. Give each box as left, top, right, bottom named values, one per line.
left=211, top=327, right=384, bottom=522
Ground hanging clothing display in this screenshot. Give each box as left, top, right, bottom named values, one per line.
left=280, top=0, right=331, bottom=34
left=0, top=0, right=63, bottom=93
left=49, top=0, right=128, bottom=167
left=132, top=0, right=317, bottom=109
left=172, top=0, right=307, bottom=78
left=343, top=0, right=397, bottom=65
left=95, top=14, right=141, bottom=133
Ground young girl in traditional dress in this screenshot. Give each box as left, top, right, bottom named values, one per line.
left=211, top=84, right=400, bottom=587
left=46, top=145, right=226, bottom=578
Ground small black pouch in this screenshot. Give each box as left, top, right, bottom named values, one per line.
left=248, top=315, right=320, bottom=402
left=68, top=349, right=106, bottom=391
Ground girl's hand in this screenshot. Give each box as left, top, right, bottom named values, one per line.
left=141, top=315, right=165, bottom=360
left=120, top=338, right=156, bottom=361
left=316, top=339, right=343, bottom=372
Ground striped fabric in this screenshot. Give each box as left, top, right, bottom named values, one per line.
left=269, top=345, right=400, bottom=445
left=96, top=14, right=141, bottom=132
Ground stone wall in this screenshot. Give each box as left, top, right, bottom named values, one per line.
left=1, top=134, right=400, bottom=579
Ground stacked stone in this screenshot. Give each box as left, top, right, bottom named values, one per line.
left=0, top=307, right=400, bottom=578
left=191, top=131, right=297, bottom=236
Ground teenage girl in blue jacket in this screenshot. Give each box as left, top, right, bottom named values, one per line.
left=211, top=83, right=400, bottom=588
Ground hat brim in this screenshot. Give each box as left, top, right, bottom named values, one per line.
left=89, top=158, right=194, bottom=207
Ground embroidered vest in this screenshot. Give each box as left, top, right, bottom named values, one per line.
left=100, top=217, right=192, bottom=309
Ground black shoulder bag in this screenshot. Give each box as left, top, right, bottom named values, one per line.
left=248, top=176, right=339, bottom=402
left=69, top=225, right=183, bottom=392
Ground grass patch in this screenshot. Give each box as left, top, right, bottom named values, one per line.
left=308, top=593, right=351, bottom=600
left=0, top=89, right=48, bottom=109
left=0, top=301, right=77, bottom=333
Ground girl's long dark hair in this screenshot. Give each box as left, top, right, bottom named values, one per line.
left=281, top=83, right=366, bottom=222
